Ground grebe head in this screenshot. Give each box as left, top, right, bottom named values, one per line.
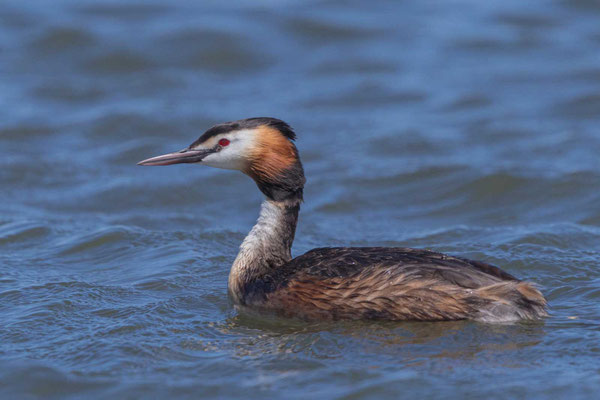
left=138, top=117, right=305, bottom=201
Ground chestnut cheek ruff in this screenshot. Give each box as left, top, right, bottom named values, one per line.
left=245, top=126, right=305, bottom=202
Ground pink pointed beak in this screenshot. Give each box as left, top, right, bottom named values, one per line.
left=137, top=148, right=215, bottom=166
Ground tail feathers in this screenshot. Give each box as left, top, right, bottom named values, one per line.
left=474, top=281, right=548, bottom=323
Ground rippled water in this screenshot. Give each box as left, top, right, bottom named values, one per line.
left=1, top=0, right=600, bottom=398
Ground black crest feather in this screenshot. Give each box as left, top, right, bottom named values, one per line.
left=190, top=117, right=296, bottom=148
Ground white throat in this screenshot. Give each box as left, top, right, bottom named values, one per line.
left=228, top=198, right=300, bottom=304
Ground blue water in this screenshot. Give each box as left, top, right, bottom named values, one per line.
left=1, top=0, right=600, bottom=398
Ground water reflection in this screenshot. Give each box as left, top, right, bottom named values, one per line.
left=213, top=312, right=545, bottom=367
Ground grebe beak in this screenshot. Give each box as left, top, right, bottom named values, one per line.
left=137, top=148, right=215, bottom=166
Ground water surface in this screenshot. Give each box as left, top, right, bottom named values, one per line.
left=1, top=0, right=600, bottom=398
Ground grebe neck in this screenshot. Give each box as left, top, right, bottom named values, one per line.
left=228, top=196, right=300, bottom=304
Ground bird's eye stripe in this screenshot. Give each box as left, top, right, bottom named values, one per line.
left=219, top=138, right=230, bottom=147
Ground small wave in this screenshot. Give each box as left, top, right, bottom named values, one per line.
left=304, top=83, right=426, bottom=109
left=0, top=221, right=51, bottom=246
left=31, top=27, right=95, bottom=53
left=554, top=93, right=600, bottom=119
left=84, top=51, right=155, bottom=74
left=0, top=361, right=112, bottom=398
left=56, top=226, right=133, bottom=257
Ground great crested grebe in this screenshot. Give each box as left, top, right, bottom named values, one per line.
left=138, top=117, right=548, bottom=322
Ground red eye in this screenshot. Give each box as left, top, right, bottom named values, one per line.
left=219, top=138, right=230, bottom=147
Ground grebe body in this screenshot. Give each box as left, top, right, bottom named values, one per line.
left=138, top=117, right=547, bottom=323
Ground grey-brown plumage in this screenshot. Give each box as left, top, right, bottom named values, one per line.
left=138, top=117, right=548, bottom=323
left=241, top=247, right=547, bottom=322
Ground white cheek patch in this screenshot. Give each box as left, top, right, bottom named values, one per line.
left=198, top=129, right=256, bottom=171
left=201, top=150, right=247, bottom=170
